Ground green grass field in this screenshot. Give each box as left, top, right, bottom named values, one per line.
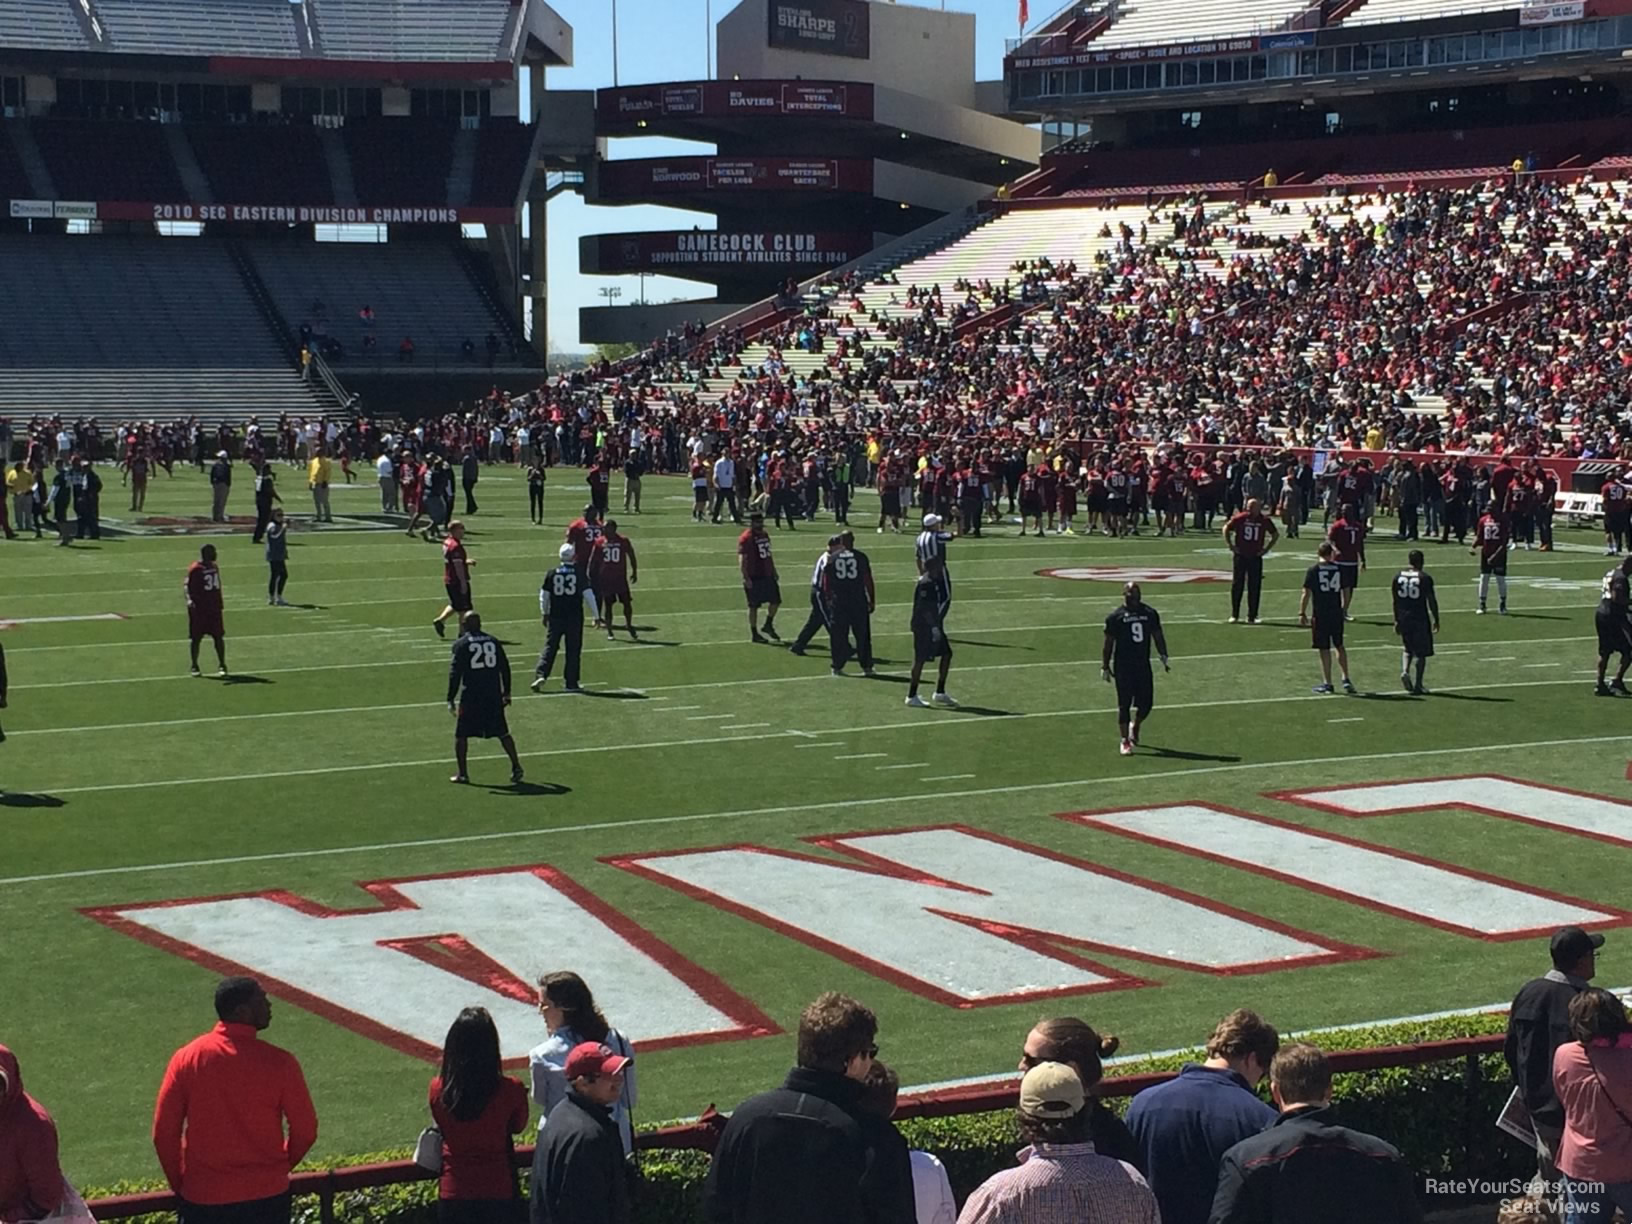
left=4, top=464, right=1631, bottom=1188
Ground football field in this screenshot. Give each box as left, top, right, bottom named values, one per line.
left=4, top=465, right=1631, bottom=1188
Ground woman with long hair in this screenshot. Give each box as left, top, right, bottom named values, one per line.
left=1019, top=1016, right=1144, bottom=1171
left=529, top=971, right=638, bottom=1155
left=1553, top=988, right=1632, bottom=1221
left=428, top=1007, right=530, bottom=1224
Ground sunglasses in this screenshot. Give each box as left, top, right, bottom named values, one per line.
left=863, top=1044, right=879, bottom=1060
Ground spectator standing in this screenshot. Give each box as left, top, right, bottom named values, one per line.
left=956, top=1062, right=1157, bottom=1224
left=69, top=457, right=100, bottom=540
left=462, top=449, right=481, bottom=516
left=50, top=462, right=71, bottom=547
left=1019, top=1017, right=1143, bottom=1169
left=1209, top=1043, right=1421, bottom=1224
left=1507, top=926, right=1604, bottom=1175
left=528, top=1043, right=630, bottom=1224
left=308, top=449, right=333, bottom=524
left=1552, top=988, right=1632, bottom=1220
left=4, top=460, right=26, bottom=539
left=377, top=451, right=397, bottom=513
left=712, top=453, right=740, bottom=524
left=1125, top=1009, right=1280, bottom=1224
left=622, top=448, right=645, bottom=514
left=428, top=1008, right=529, bottom=1224
left=1395, top=460, right=1422, bottom=541
left=0, top=1044, right=65, bottom=1224
left=251, top=460, right=281, bottom=545
left=526, top=462, right=546, bottom=525
left=528, top=972, right=636, bottom=1156
left=209, top=451, right=232, bottom=522
left=702, top=992, right=882, bottom=1224
left=152, top=977, right=318, bottom=1224
left=265, top=509, right=290, bottom=607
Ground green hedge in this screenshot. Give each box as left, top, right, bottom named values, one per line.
left=87, top=1011, right=1525, bottom=1223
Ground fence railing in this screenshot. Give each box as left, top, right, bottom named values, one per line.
left=85, top=1032, right=1505, bottom=1224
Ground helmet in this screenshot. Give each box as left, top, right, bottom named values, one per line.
left=558, top=543, right=575, bottom=562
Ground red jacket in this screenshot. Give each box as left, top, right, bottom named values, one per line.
left=0, top=1046, right=63, bottom=1224
left=428, top=1075, right=529, bottom=1201
left=152, top=1022, right=317, bottom=1205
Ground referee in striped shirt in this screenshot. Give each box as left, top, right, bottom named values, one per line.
left=789, top=535, right=841, bottom=658
left=916, top=513, right=952, bottom=621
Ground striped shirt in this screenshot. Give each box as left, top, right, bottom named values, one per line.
left=955, top=1143, right=1158, bottom=1224
left=808, top=552, right=830, bottom=589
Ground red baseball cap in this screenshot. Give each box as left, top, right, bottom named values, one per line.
left=564, top=1041, right=632, bottom=1080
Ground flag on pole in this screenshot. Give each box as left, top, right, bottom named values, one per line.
left=1019, top=0, right=1029, bottom=29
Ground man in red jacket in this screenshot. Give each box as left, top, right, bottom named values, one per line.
left=0, top=1045, right=64, bottom=1224
left=152, top=978, right=318, bottom=1224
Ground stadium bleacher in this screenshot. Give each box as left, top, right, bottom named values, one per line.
left=469, top=120, right=537, bottom=210
left=0, top=0, right=88, bottom=52
left=245, top=237, right=524, bottom=364
left=1096, top=0, right=1314, bottom=49
left=0, top=235, right=333, bottom=418
left=30, top=119, right=187, bottom=202
left=343, top=120, right=455, bottom=207
left=308, top=0, right=512, bottom=60
left=95, top=0, right=301, bottom=56
left=1337, top=0, right=1518, bottom=24
left=186, top=122, right=335, bottom=206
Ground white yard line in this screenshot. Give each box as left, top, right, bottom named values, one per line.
left=7, top=731, right=1632, bottom=888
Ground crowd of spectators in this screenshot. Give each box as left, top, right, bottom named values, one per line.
left=8, top=925, right=1632, bottom=1224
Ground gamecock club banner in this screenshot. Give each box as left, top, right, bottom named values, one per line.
left=590, top=230, right=870, bottom=272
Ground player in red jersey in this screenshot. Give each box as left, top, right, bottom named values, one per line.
left=1223, top=498, right=1280, bottom=624
left=738, top=511, right=781, bottom=643
left=690, top=456, right=709, bottom=522
left=565, top=503, right=605, bottom=626
left=184, top=543, right=227, bottom=677
left=432, top=521, right=474, bottom=638
left=1471, top=505, right=1511, bottom=615
left=590, top=519, right=639, bottom=640
left=1104, top=463, right=1131, bottom=537
left=1326, top=503, right=1367, bottom=620
left=1055, top=463, right=1079, bottom=535
left=1602, top=469, right=1630, bottom=556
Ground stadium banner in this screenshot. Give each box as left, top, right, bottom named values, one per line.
left=53, top=201, right=97, bottom=220
left=8, top=199, right=52, bottom=219
left=1009, top=34, right=1256, bottom=69
left=87, top=202, right=514, bottom=225
left=768, top=0, right=871, bottom=58
left=598, top=156, right=872, bottom=197
left=589, top=230, right=870, bottom=271
left=599, top=80, right=872, bottom=122
left=1519, top=0, right=1585, bottom=22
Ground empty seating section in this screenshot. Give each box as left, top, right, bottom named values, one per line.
left=344, top=122, right=454, bottom=205
left=96, top=0, right=299, bottom=55
left=0, top=236, right=325, bottom=417
left=247, top=239, right=511, bottom=361
left=469, top=121, right=536, bottom=209
left=1061, top=146, right=1257, bottom=193
left=309, top=0, right=510, bottom=60
left=1096, top=0, right=1314, bottom=48
left=0, top=0, right=88, bottom=51
left=1339, top=0, right=1518, bottom=24
left=187, top=123, right=334, bottom=205
left=31, top=120, right=185, bottom=201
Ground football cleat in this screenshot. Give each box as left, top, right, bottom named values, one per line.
left=1414, top=683, right=1430, bottom=696
left=1312, top=683, right=1335, bottom=694
left=1596, top=683, right=1615, bottom=697
left=1400, top=673, right=1413, bottom=693
left=1614, top=680, right=1631, bottom=696
left=932, top=692, right=959, bottom=707
left=1498, top=605, right=1508, bottom=615
left=530, top=676, right=546, bottom=693
left=831, top=668, right=845, bottom=677
left=449, top=774, right=469, bottom=785
left=189, top=666, right=201, bottom=678
left=788, top=644, right=807, bottom=656
left=1476, top=606, right=1486, bottom=615
left=1227, top=616, right=1239, bottom=624
left=433, top=620, right=446, bottom=638
left=1341, top=678, right=1355, bottom=693
left=905, top=694, right=929, bottom=708
left=762, top=623, right=781, bottom=641
left=510, top=766, right=525, bottom=784
left=1248, top=617, right=1261, bottom=625
left=1119, top=738, right=1133, bottom=756
left=217, top=667, right=228, bottom=678
left=563, top=685, right=584, bottom=694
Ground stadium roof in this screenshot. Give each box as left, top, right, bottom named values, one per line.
left=0, top=0, right=570, bottom=68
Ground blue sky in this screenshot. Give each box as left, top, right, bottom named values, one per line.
left=536, top=0, right=1032, bottom=351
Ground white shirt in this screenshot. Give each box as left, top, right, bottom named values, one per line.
left=376, top=455, right=393, bottom=479
left=714, top=456, right=735, bottom=488
left=910, top=1151, right=956, bottom=1224
left=808, top=552, right=829, bottom=588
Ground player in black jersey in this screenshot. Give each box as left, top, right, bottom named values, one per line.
left=1102, top=582, right=1169, bottom=756
left=532, top=543, right=586, bottom=694
left=825, top=530, right=876, bottom=676
left=906, top=573, right=957, bottom=707
left=447, top=613, right=523, bottom=786
left=1595, top=556, right=1632, bottom=696
left=1300, top=540, right=1355, bottom=694
left=1391, top=549, right=1440, bottom=695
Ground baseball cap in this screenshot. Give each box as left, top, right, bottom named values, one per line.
left=564, top=1041, right=632, bottom=1080
left=1019, top=1062, right=1084, bottom=1118
left=558, top=543, right=575, bottom=561
left=217, top=450, right=228, bottom=459
left=922, top=513, right=941, bottom=529
left=1551, top=926, right=1605, bottom=966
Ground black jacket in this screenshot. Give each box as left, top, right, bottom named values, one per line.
left=530, top=1092, right=629, bottom=1224
left=1209, top=1106, right=1422, bottom=1224
left=856, top=1113, right=915, bottom=1224
left=703, top=1067, right=890, bottom=1224
left=1089, top=1100, right=1144, bottom=1172
left=1506, top=973, right=1584, bottom=1129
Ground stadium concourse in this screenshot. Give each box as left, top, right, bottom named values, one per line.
left=16, top=170, right=1632, bottom=1224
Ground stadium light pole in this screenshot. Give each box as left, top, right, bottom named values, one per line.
left=611, top=0, right=620, bottom=87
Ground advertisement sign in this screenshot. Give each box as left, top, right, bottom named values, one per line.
left=8, top=199, right=52, bottom=219
left=1519, top=0, right=1584, bottom=23
left=1010, top=34, right=1256, bottom=69
left=64, top=201, right=514, bottom=225
left=593, top=230, right=869, bottom=272
left=599, top=157, right=870, bottom=197
left=768, top=0, right=871, bottom=58
left=53, top=201, right=97, bottom=220
left=599, top=81, right=869, bottom=123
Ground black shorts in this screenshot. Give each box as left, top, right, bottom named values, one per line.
left=1479, top=555, right=1507, bottom=576
left=880, top=490, right=901, bottom=516
left=1337, top=562, right=1360, bottom=590
left=913, top=622, right=952, bottom=664
left=1020, top=496, right=1042, bottom=515
left=693, top=485, right=708, bottom=504
left=1398, top=620, right=1435, bottom=659
left=456, top=701, right=509, bottom=740
left=747, top=576, right=781, bottom=608
left=1598, top=608, right=1632, bottom=659
left=1115, top=668, right=1154, bottom=718
left=445, top=582, right=473, bottom=613
left=1312, top=616, right=1345, bottom=651
left=1106, top=497, right=1128, bottom=517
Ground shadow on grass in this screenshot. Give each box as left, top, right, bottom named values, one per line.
left=0, top=792, right=66, bottom=808
left=222, top=674, right=274, bottom=685
left=580, top=690, right=648, bottom=700
left=493, top=781, right=572, bottom=797
left=1431, top=691, right=1514, bottom=703
left=1140, top=745, right=1243, bottom=763
left=948, top=638, right=1035, bottom=650
left=950, top=705, right=1017, bottom=718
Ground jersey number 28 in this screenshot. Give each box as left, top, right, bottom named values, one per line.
left=467, top=640, right=498, bottom=669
